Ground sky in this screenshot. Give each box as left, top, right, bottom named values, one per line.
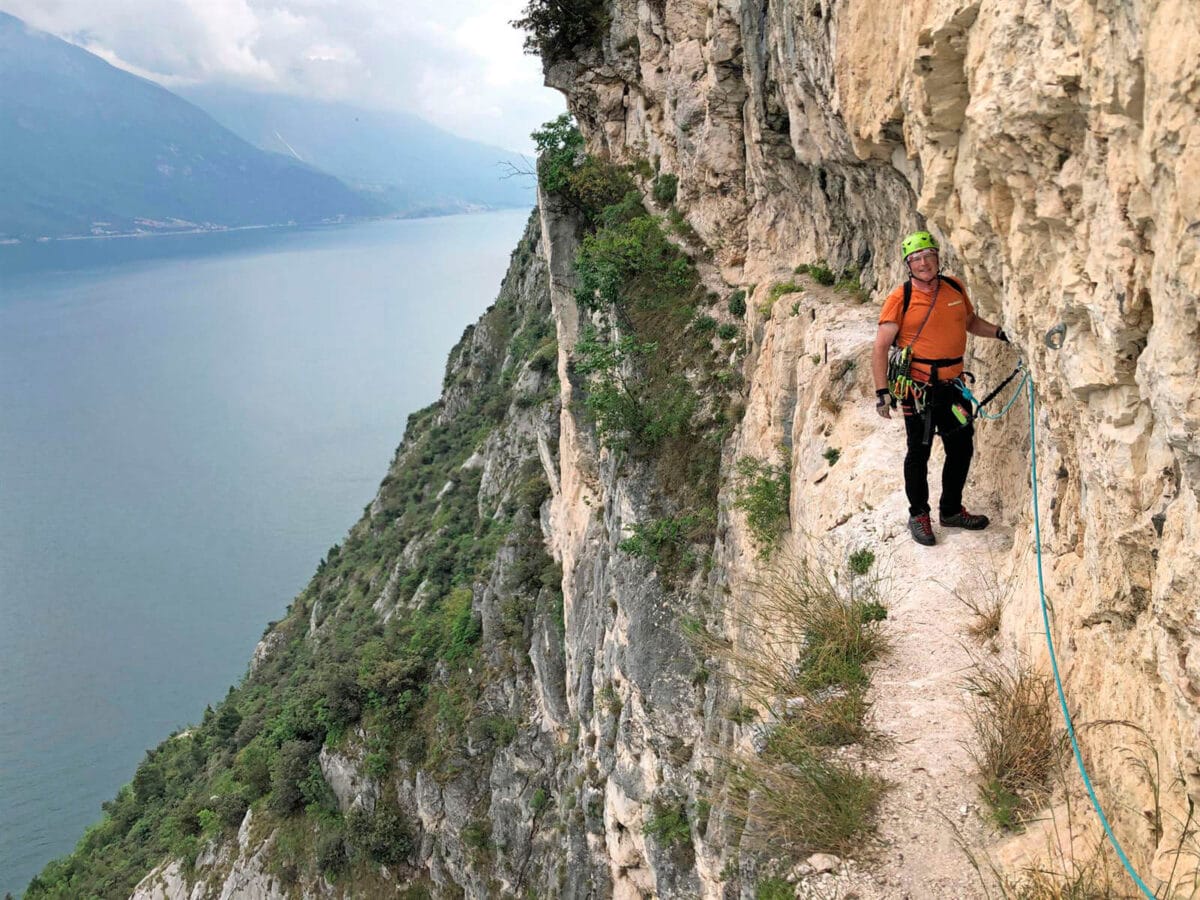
left=0, top=0, right=565, bottom=154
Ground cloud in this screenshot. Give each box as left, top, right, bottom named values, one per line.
left=0, top=0, right=564, bottom=152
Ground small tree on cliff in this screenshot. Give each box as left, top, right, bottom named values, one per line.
left=513, top=0, right=610, bottom=62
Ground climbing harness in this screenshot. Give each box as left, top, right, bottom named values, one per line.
left=1017, top=352, right=1156, bottom=897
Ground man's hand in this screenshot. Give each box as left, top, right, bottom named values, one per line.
left=875, top=388, right=892, bottom=419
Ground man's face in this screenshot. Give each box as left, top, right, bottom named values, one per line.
left=907, top=249, right=939, bottom=280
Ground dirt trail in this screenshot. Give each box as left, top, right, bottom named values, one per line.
left=804, top=440, right=1013, bottom=898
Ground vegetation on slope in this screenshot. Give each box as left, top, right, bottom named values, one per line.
left=26, top=220, right=560, bottom=899
left=533, top=115, right=741, bottom=584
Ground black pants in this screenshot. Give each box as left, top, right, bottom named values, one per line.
left=902, top=382, right=974, bottom=518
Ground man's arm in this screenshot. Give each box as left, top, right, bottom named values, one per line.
left=872, top=322, right=900, bottom=419
left=967, top=314, right=1008, bottom=341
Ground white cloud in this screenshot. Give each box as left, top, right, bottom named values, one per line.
left=0, top=0, right=564, bottom=152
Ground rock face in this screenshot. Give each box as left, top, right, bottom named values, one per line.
left=114, top=2, right=1200, bottom=898
left=539, top=0, right=1198, bottom=889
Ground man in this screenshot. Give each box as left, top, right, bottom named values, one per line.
left=871, top=231, right=1009, bottom=546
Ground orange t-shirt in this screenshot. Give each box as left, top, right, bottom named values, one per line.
left=878, top=277, right=974, bottom=381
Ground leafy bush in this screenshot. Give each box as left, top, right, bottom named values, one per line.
left=763, top=281, right=802, bottom=315
left=316, top=830, right=348, bottom=874
left=652, top=172, right=679, bottom=205
left=717, top=323, right=739, bottom=340
left=733, top=456, right=791, bottom=559
left=346, top=802, right=414, bottom=865
left=643, top=799, right=691, bottom=847
left=618, top=513, right=711, bottom=581
left=823, top=447, right=841, bottom=466
left=727, top=290, right=747, bottom=317
left=513, top=0, right=610, bottom=62
left=756, top=877, right=794, bottom=900
left=269, top=740, right=321, bottom=815
left=797, top=262, right=836, bottom=285
left=531, top=115, right=635, bottom=222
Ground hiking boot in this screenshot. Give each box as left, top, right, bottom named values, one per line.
left=940, top=506, right=990, bottom=530
left=908, top=513, right=936, bottom=546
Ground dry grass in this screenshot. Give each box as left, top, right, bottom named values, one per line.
left=963, top=653, right=1061, bottom=829
left=960, top=720, right=1200, bottom=899
left=944, top=548, right=1028, bottom=646
left=691, top=546, right=890, bottom=856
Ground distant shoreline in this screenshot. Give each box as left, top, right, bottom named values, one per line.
left=0, top=205, right=533, bottom=246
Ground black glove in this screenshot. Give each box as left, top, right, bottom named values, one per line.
left=996, top=328, right=1010, bottom=343
left=875, top=388, right=893, bottom=407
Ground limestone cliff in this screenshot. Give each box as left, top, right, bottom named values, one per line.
left=540, top=0, right=1200, bottom=892
left=30, top=2, right=1200, bottom=899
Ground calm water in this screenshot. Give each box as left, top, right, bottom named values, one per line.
left=0, top=209, right=533, bottom=896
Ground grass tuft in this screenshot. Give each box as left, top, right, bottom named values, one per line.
left=964, top=655, right=1060, bottom=829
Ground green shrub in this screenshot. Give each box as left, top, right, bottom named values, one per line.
left=727, top=290, right=747, bottom=317
left=652, top=172, right=679, bottom=205
left=848, top=548, right=875, bottom=575
left=316, top=830, right=349, bottom=874
left=823, top=447, right=841, bottom=466
left=692, top=314, right=717, bottom=334
left=346, top=802, right=414, bottom=865
left=513, top=0, right=610, bottom=62
left=618, top=514, right=708, bottom=580
left=717, top=323, right=739, bottom=340
left=531, top=787, right=550, bottom=813
left=269, top=740, right=320, bottom=815
left=462, top=819, right=493, bottom=853
left=756, top=877, right=793, bottom=900
left=798, top=263, right=836, bottom=285
left=643, top=800, right=690, bottom=847
left=733, top=456, right=791, bottom=559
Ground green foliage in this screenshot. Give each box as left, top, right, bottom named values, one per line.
left=823, top=447, right=841, bottom=466
left=573, top=326, right=695, bottom=451
left=727, top=290, right=747, bottom=317
left=762, top=281, right=802, bottom=315
left=643, top=799, right=691, bottom=847
left=575, top=213, right=696, bottom=311
left=269, top=739, right=322, bottom=815
left=618, top=513, right=711, bottom=580
left=848, top=548, right=875, bottom=575
left=461, top=819, right=493, bottom=853
left=692, top=314, right=717, bottom=334
left=797, top=262, right=836, bottom=285
left=531, top=787, right=550, bottom=814
left=733, top=456, right=791, bottom=559
left=512, top=0, right=610, bottom=62
left=652, top=172, right=679, bottom=205
left=756, top=877, right=794, bottom=900
left=834, top=266, right=868, bottom=302
left=346, top=802, right=414, bottom=865
left=717, top=323, right=739, bottom=340
left=316, top=829, right=349, bottom=875
left=531, top=116, right=635, bottom=222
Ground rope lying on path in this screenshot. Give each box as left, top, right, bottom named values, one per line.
left=1024, top=373, right=1157, bottom=900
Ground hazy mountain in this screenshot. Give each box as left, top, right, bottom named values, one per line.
left=0, top=12, right=379, bottom=240
left=179, top=86, right=536, bottom=217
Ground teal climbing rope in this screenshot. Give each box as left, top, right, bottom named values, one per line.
left=1025, top=373, right=1157, bottom=899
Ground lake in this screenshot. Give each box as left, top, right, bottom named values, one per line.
left=0, top=208, right=534, bottom=896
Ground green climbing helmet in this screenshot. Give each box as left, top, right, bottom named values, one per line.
left=901, top=230, right=939, bottom=259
